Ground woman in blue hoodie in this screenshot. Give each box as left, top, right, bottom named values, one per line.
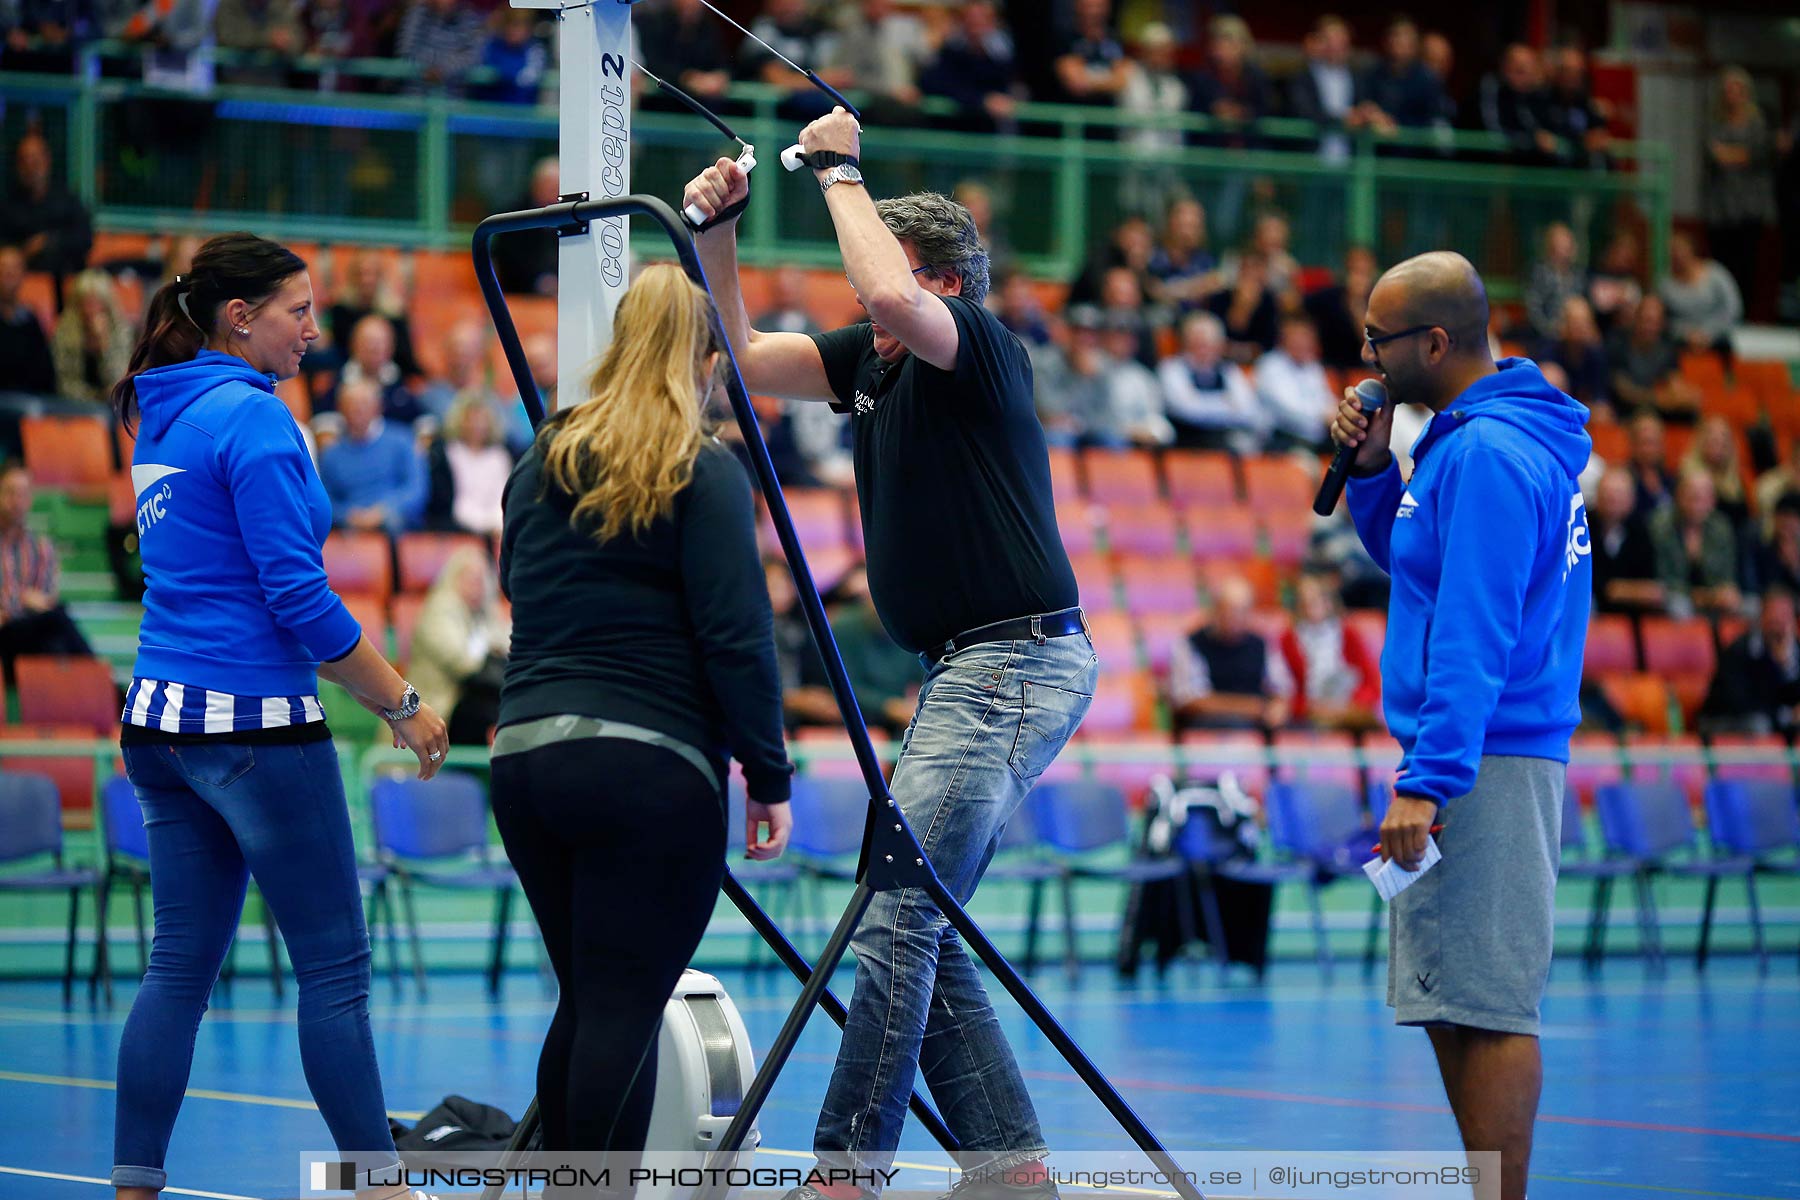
left=108, top=232, right=448, bottom=1200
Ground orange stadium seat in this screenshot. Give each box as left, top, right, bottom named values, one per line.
left=1587, top=421, right=1627, bottom=466
left=1734, top=359, right=1793, bottom=400
left=1678, top=350, right=1728, bottom=392
left=390, top=593, right=426, bottom=665
left=1100, top=501, right=1181, bottom=557
left=21, top=416, right=113, bottom=489
left=15, top=657, right=119, bottom=738
left=1704, top=387, right=1758, bottom=431
left=1117, top=555, right=1199, bottom=614
left=1164, top=450, right=1239, bottom=507
left=1598, top=672, right=1673, bottom=735
left=1057, top=501, right=1098, bottom=556
left=1639, top=615, right=1715, bottom=680
left=1067, top=552, right=1119, bottom=613
left=0, top=724, right=101, bottom=824
left=1046, top=447, right=1082, bottom=503
left=1584, top=613, right=1640, bottom=677
left=19, top=272, right=54, bottom=331
left=340, top=594, right=391, bottom=659
left=396, top=532, right=488, bottom=594
left=1241, top=455, right=1316, bottom=510
left=1081, top=448, right=1160, bottom=505
left=107, top=474, right=135, bottom=528
left=1260, top=511, right=1312, bottom=568
left=1184, top=506, right=1259, bottom=561
left=1078, top=670, right=1159, bottom=735
left=322, top=532, right=393, bottom=603
left=1083, top=610, right=1139, bottom=669
left=1198, top=557, right=1283, bottom=608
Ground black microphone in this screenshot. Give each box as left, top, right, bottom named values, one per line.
left=1312, top=378, right=1389, bottom=517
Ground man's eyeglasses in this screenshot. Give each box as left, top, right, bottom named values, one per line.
left=847, top=264, right=936, bottom=290
left=1364, top=323, right=1442, bottom=349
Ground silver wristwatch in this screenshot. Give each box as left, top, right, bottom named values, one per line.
left=380, top=683, right=421, bottom=723
left=818, top=163, right=864, bottom=191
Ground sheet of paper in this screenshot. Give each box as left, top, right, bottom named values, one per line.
left=1362, top=837, right=1442, bottom=903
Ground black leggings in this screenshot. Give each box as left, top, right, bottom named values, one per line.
left=491, top=737, right=725, bottom=1161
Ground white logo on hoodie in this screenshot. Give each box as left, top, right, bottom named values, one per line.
left=133, top=465, right=184, bottom=536
left=1564, top=491, right=1591, bottom=579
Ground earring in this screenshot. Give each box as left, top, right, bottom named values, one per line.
left=237, top=325, right=250, bottom=335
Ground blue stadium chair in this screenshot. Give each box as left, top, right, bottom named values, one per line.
left=727, top=775, right=804, bottom=971
left=1557, top=787, right=1642, bottom=972
left=1695, top=780, right=1800, bottom=973
left=983, top=793, right=1062, bottom=972
left=1032, top=781, right=1194, bottom=979
left=786, top=776, right=873, bottom=946
left=1595, top=780, right=1741, bottom=972
left=1265, top=780, right=1369, bottom=980
left=0, top=771, right=102, bottom=1006
left=370, top=772, right=518, bottom=998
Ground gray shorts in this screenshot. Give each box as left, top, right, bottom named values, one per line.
left=1387, top=755, right=1564, bottom=1036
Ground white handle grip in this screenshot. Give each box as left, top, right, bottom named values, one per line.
left=684, top=145, right=758, bottom=227
left=781, top=143, right=807, bottom=171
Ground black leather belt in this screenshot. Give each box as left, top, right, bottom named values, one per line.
left=925, top=607, right=1088, bottom=664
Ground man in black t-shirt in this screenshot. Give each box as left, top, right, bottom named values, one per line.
left=686, top=110, right=1095, bottom=1200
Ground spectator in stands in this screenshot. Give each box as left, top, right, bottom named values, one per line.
left=0, top=243, right=54, bottom=393
left=758, top=266, right=820, bottom=337
left=1479, top=44, right=1555, bottom=163
left=507, top=330, right=556, bottom=450
left=1037, top=303, right=1101, bottom=447
left=1752, top=493, right=1800, bottom=597
left=1171, top=574, right=1293, bottom=732
left=493, top=156, right=560, bottom=297
left=0, top=2, right=104, bottom=72
left=1536, top=296, right=1610, bottom=414
left=824, top=564, right=922, bottom=737
left=214, top=0, right=302, bottom=85
left=753, top=271, right=853, bottom=488
left=1280, top=572, right=1379, bottom=731
left=1255, top=314, right=1335, bottom=453
left=1589, top=467, right=1664, bottom=614
left=1705, top=66, right=1778, bottom=311
left=1524, top=222, right=1584, bottom=341
left=736, top=0, right=848, bottom=122
left=475, top=9, right=549, bottom=105
left=1091, top=313, right=1175, bottom=448
left=425, top=392, right=512, bottom=538
left=318, top=377, right=425, bottom=535
left=1650, top=467, right=1740, bottom=618
left=332, top=313, right=422, bottom=425
left=1119, top=22, right=1186, bottom=152
left=1357, top=17, right=1446, bottom=133
left=1157, top=311, right=1261, bottom=452
left=759, top=557, right=835, bottom=729
left=1225, top=211, right=1301, bottom=302
left=418, top=317, right=498, bottom=421
left=1659, top=231, right=1742, bottom=354
left=1607, top=294, right=1699, bottom=422
left=1069, top=214, right=1155, bottom=307
left=327, top=250, right=419, bottom=380
left=396, top=0, right=486, bottom=95
left=953, top=181, right=1014, bottom=276
left=994, top=270, right=1052, bottom=349
left=1186, top=15, right=1273, bottom=149
left=1206, top=249, right=1280, bottom=361
left=918, top=0, right=1017, bottom=133
left=1097, top=264, right=1162, bottom=368
left=1543, top=46, right=1611, bottom=168
left=1420, top=31, right=1459, bottom=124
left=1697, top=585, right=1800, bottom=737
left=826, top=0, right=928, bottom=125
left=636, top=0, right=730, bottom=102
left=51, top=269, right=134, bottom=405
left=411, top=544, right=511, bottom=744
left=1755, top=436, right=1800, bottom=534
left=0, top=130, right=91, bottom=286
left=1625, top=409, right=1677, bottom=519
left=1055, top=0, right=1131, bottom=111
left=1287, top=16, right=1361, bottom=164
left=1145, top=197, right=1220, bottom=313
left=1305, top=244, right=1379, bottom=371
left=0, top=462, right=91, bottom=678
left=1681, top=415, right=1751, bottom=535
left=302, top=0, right=377, bottom=63
left=1587, top=230, right=1644, bottom=333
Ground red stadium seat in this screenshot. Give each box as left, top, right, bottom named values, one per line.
left=340, top=595, right=391, bottom=660
left=21, top=416, right=113, bottom=489
left=1583, top=613, right=1640, bottom=678
left=1260, top=511, right=1313, bottom=568
left=1241, top=456, right=1316, bottom=510
left=390, top=593, right=426, bottom=666
left=1734, top=359, right=1793, bottom=401
left=1198, top=558, right=1283, bottom=609
left=396, top=532, right=487, bottom=595
left=1345, top=611, right=1386, bottom=661
left=1707, top=734, right=1794, bottom=783
left=1046, top=447, right=1082, bottom=503
left=1057, top=501, right=1099, bottom=556
left=15, top=656, right=118, bottom=738
left=1077, top=670, right=1159, bottom=734
left=1083, top=611, right=1140, bottom=670
left=1587, top=421, right=1627, bottom=466
left=0, top=724, right=101, bottom=824
left=1081, top=448, right=1161, bottom=505
left=323, top=532, right=393, bottom=603
left=1100, top=501, right=1181, bottom=557
left=1628, top=733, right=1709, bottom=806
left=1164, top=451, right=1240, bottom=507
left=1598, top=672, right=1674, bottom=735
left=1067, top=553, right=1120, bottom=613
left=1136, top=611, right=1194, bottom=677
left=783, top=488, right=851, bottom=550
left=1639, top=616, right=1715, bottom=677
left=1566, top=733, right=1623, bottom=808
left=1183, top=506, right=1259, bottom=561
left=1117, top=555, right=1200, bottom=615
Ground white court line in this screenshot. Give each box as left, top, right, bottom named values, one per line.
left=0, top=1164, right=256, bottom=1199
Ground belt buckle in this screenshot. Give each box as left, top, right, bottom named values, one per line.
left=1030, top=615, right=1045, bottom=645
left=939, top=638, right=956, bottom=661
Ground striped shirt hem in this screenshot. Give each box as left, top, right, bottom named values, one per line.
left=122, top=678, right=327, bottom=734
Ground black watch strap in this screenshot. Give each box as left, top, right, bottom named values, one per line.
left=799, top=150, right=859, bottom=170
left=688, top=193, right=749, bottom=234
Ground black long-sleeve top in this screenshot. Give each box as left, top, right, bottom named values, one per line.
left=498, top=431, right=792, bottom=803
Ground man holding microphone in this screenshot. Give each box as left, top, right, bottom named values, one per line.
left=1330, top=251, right=1591, bottom=1200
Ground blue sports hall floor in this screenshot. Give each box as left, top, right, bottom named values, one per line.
left=0, top=955, right=1794, bottom=1200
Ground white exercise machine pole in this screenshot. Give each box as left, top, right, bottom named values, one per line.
left=511, top=0, right=635, bottom=403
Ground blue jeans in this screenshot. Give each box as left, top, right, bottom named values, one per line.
left=113, top=739, right=399, bottom=1190
left=815, top=632, right=1098, bottom=1186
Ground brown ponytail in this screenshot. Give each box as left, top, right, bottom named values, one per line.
left=111, top=232, right=306, bottom=430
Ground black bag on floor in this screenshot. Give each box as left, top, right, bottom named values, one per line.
left=391, top=1095, right=526, bottom=1163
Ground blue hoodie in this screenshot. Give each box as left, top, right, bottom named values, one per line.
left=131, top=351, right=362, bottom=699
left=1346, top=358, right=1592, bottom=806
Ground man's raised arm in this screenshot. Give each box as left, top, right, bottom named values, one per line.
left=684, top=157, right=837, bottom=402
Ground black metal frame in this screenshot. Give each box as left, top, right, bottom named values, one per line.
left=470, top=195, right=1202, bottom=1200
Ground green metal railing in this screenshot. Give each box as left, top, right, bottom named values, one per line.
left=1, top=60, right=1672, bottom=296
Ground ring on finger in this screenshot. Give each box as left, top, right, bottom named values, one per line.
left=428, top=749, right=442, bottom=761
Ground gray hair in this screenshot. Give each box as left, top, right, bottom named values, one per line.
left=875, top=192, right=991, bottom=305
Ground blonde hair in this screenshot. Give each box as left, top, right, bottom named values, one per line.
left=446, top=390, right=502, bottom=447
left=1682, top=415, right=1746, bottom=505
left=542, top=264, right=720, bottom=543
left=428, top=543, right=498, bottom=610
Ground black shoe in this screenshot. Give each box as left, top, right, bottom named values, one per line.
left=938, top=1169, right=1058, bottom=1200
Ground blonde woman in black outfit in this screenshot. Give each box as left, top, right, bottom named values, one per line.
left=494, top=264, right=793, bottom=1174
